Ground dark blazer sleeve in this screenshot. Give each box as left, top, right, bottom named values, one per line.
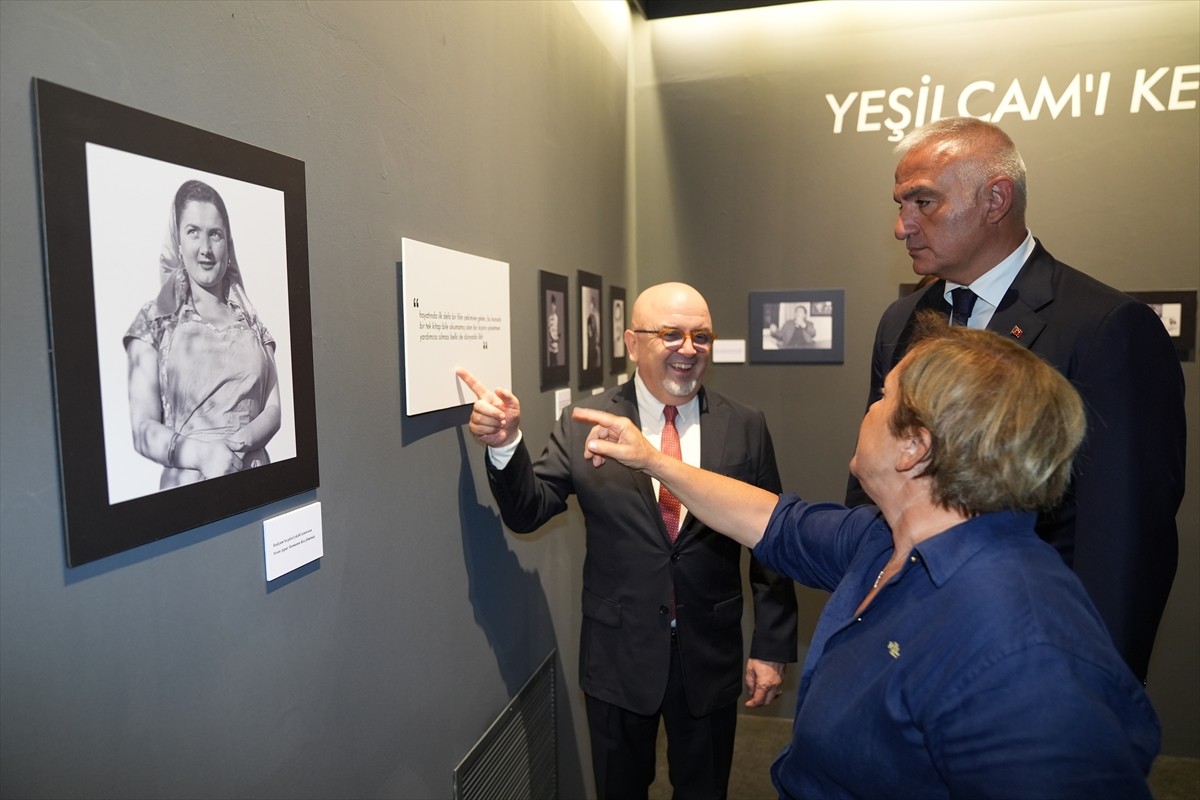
left=1050, top=293, right=1186, bottom=680
left=984, top=246, right=1186, bottom=681
left=485, top=435, right=571, bottom=534
left=743, top=415, right=800, bottom=664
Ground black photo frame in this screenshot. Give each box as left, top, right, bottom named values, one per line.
left=1128, top=290, right=1197, bottom=361
left=578, top=270, right=603, bottom=389
left=33, top=79, right=319, bottom=567
left=539, top=270, right=569, bottom=390
left=749, top=289, right=845, bottom=364
left=610, top=285, right=627, bottom=375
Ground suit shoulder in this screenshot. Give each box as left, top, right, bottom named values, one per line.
left=702, top=388, right=768, bottom=423
left=568, top=383, right=631, bottom=413
left=879, top=285, right=931, bottom=325
left=1035, top=255, right=1165, bottom=329
left=1047, top=259, right=1131, bottom=305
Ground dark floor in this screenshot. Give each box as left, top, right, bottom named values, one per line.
left=650, top=714, right=1200, bottom=799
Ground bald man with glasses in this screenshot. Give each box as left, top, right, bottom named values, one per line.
left=458, top=282, right=797, bottom=800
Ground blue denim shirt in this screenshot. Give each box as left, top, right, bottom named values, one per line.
left=755, top=495, right=1159, bottom=800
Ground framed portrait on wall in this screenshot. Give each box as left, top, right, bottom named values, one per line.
left=749, top=289, right=845, bottom=364
left=610, top=285, right=626, bottom=375
left=539, top=270, right=569, bottom=390
left=33, top=79, right=319, bottom=566
left=578, top=270, right=603, bottom=389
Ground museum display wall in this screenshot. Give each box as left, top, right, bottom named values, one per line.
left=1, top=1, right=1195, bottom=798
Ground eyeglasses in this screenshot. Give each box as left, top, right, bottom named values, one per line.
left=632, top=328, right=717, bottom=351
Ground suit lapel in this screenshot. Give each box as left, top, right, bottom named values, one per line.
left=986, top=242, right=1053, bottom=350
left=891, top=282, right=949, bottom=373
left=610, top=382, right=665, bottom=530
left=677, top=389, right=723, bottom=541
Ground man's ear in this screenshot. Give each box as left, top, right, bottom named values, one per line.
left=896, top=428, right=932, bottom=474
left=985, top=176, right=1015, bottom=224
left=625, top=329, right=639, bottom=363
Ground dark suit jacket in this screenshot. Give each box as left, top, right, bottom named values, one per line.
left=488, top=380, right=798, bottom=717
left=847, top=241, right=1187, bottom=681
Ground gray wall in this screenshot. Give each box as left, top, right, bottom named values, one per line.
left=1, top=1, right=627, bottom=797
left=1, top=2, right=1196, bottom=799
left=634, top=0, right=1199, bottom=755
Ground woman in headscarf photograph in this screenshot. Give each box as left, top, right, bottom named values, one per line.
left=123, top=179, right=281, bottom=488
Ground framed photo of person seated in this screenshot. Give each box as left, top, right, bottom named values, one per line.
left=749, top=289, right=845, bottom=364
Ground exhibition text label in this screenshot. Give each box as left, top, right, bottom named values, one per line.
left=828, top=65, right=1199, bottom=141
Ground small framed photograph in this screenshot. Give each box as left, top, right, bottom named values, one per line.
left=749, top=289, right=845, bottom=364
left=610, top=285, right=627, bottom=375
left=539, top=270, right=569, bottom=390
left=578, top=270, right=603, bottom=389
left=1128, top=290, right=1197, bottom=361
left=33, top=79, right=318, bottom=566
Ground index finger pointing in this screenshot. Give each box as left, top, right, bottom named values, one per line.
left=455, top=368, right=489, bottom=400
left=571, top=407, right=620, bottom=429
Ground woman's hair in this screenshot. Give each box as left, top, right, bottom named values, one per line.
left=174, top=179, right=232, bottom=240
left=154, top=178, right=258, bottom=325
left=890, top=311, right=1085, bottom=516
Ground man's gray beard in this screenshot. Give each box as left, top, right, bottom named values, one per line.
left=664, top=375, right=699, bottom=397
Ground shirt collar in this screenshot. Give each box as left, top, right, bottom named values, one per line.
left=945, top=229, right=1035, bottom=310
left=633, top=371, right=700, bottom=431
left=912, top=509, right=1039, bottom=588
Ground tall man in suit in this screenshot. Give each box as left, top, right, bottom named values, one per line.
left=847, top=116, right=1186, bottom=683
left=459, top=282, right=797, bottom=800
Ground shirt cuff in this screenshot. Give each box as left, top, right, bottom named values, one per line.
left=487, top=430, right=523, bottom=469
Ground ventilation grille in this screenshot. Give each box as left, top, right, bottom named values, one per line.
left=453, top=650, right=557, bottom=800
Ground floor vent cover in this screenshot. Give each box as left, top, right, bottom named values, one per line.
left=453, top=650, right=557, bottom=800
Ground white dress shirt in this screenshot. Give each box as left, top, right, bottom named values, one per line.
left=944, top=230, right=1035, bottom=329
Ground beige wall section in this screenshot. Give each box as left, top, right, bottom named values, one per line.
left=632, top=0, right=1198, bottom=755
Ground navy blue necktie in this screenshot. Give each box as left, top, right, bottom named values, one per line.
left=949, top=287, right=978, bottom=327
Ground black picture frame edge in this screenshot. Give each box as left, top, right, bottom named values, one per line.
left=577, top=270, right=603, bottom=390
left=33, top=78, right=319, bottom=567
left=1127, top=289, right=1197, bottom=362
left=747, top=288, right=846, bottom=364
left=609, top=284, right=626, bottom=375
left=539, top=270, right=570, bottom=391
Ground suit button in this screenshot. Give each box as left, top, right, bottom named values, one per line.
left=659, top=605, right=670, bottom=615
left=670, top=553, right=680, bottom=562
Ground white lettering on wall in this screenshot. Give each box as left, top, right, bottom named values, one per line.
left=825, top=66, right=1198, bottom=141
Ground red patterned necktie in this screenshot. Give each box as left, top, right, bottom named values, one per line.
left=659, top=405, right=682, bottom=542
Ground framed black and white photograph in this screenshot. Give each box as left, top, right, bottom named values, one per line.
left=610, top=285, right=626, bottom=375
left=34, top=79, right=318, bottom=566
left=1128, top=290, right=1197, bottom=361
left=749, top=289, right=845, bottom=364
left=539, top=270, right=569, bottom=390
left=578, top=270, right=603, bottom=389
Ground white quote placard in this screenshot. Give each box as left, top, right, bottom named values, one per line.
left=554, top=388, right=571, bottom=421
left=401, top=238, right=512, bottom=415
left=713, top=338, right=747, bottom=364
left=263, top=501, right=323, bottom=582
